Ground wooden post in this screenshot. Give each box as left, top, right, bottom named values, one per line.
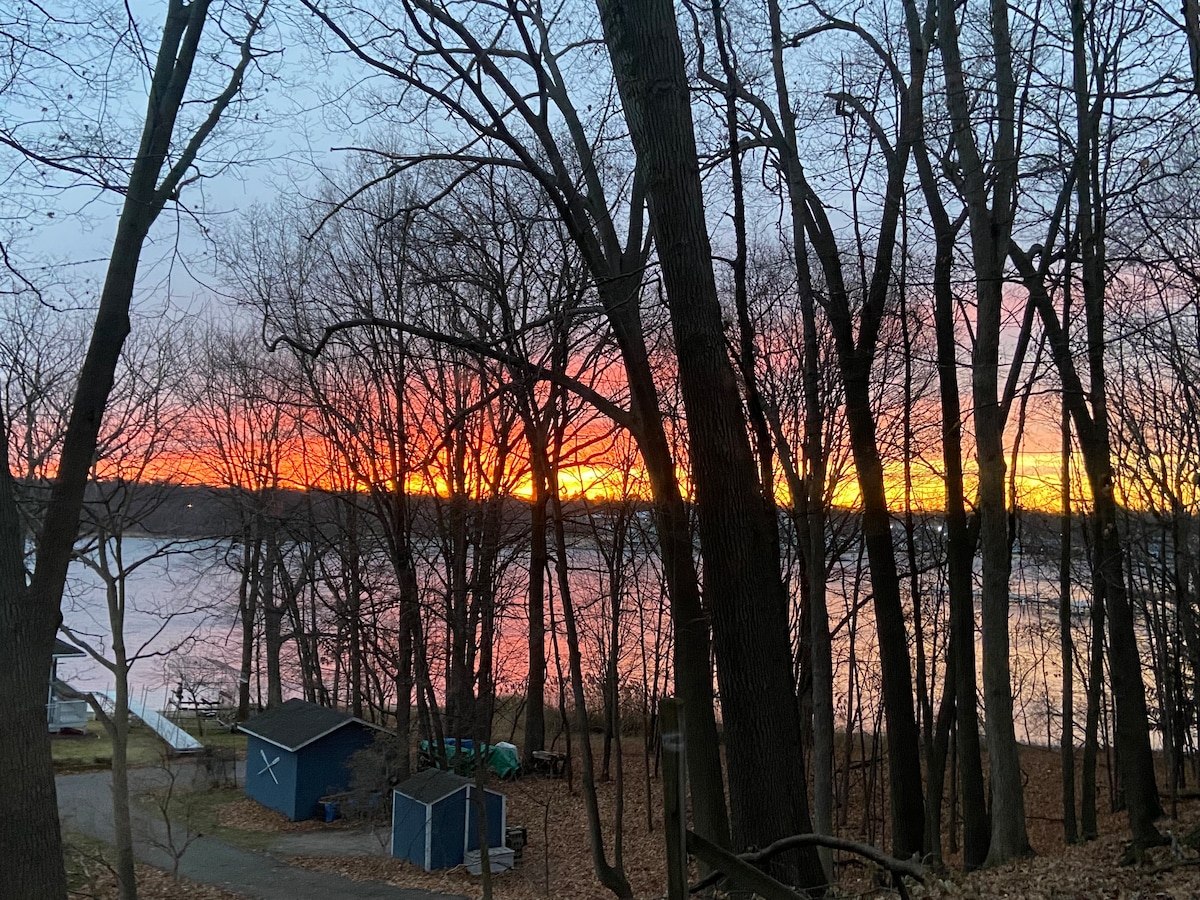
left=661, top=698, right=688, bottom=900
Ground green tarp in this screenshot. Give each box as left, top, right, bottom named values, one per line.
left=419, top=738, right=520, bottom=779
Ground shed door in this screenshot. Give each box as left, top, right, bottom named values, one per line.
left=429, top=789, right=467, bottom=869
left=465, top=786, right=505, bottom=851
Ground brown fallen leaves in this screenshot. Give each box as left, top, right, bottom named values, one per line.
left=217, top=796, right=343, bottom=834
left=71, top=739, right=1200, bottom=899
left=68, top=862, right=244, bottom=900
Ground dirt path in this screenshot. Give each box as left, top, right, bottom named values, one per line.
left=57, top=766, right=466, bottom=900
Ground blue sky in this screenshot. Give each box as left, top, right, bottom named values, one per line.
left=3, top=0, right=355, bottom=321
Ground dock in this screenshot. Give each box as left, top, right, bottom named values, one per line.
left=94, top=690, right=203, bottom=753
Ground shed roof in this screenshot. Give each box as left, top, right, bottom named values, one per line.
left=396, top=768, right=474, bottom=806
left=54, top=637, right=85, bottom=658
left=238, top=698, right=379, bottom=752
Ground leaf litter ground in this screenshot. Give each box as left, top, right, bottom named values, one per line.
left=72, top=738, right=1200, bottom=899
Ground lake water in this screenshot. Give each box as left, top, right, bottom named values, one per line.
left=56, top=535, right=1141, bottom=750
left=58, top=537, right=243, bottom=710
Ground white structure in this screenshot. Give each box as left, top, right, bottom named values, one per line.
left=48, top=638, right=89, bottom=733
left=92, top=689, right=203, bottom=752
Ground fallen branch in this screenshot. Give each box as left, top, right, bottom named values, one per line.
left=752, top=834, right=924, bottom=878
left=685, top=831, right=806, bottom=900
left=688, top=830, right=924, bottom=899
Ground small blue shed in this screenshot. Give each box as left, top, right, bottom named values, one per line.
left=238, top=699, right=381, bottom=821
left=392, top=768, right=506, bottom=870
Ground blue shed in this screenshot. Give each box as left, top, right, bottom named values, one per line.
left=238, top=699, right=382, bottom=821
left=392, top=768, right=507, bottom=870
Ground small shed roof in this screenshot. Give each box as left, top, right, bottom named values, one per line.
left=238, top=698, right=380, bottom=752
left=54, top=637, right=85, bottom=658
left=396, top=768, right=475, bottom=806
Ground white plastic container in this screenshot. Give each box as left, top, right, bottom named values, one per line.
left=464, top=847, right=516, bottom=875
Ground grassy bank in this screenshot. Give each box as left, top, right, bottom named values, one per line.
left=52, top=716, right=246, bottom=773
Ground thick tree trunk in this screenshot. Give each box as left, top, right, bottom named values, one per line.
left=596, top=1, right=823, bottom=888
left=976, top=352, right=1032, bottom=864
left=0, top=541, right=65, bottom=900
left=0, top=8, right=234, bottom=889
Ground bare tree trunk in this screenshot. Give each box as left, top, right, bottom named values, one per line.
left=1081, top=582, right=1105, bottom=840
left=237, top=533, right=263, bottom=720
left=1067, top=0, right=1163, bottom=836
left=936, top=0, right=1031, bottom=862
left=0, top=4, right=263, bottom=892
left=599, top=525, right=625, bottom=782
left=1090, top=483, right=1164, bottom=841
left=396, top=568, right=419, bottom=781
left=596, top=1, right=823, bottom=887
left=1010, top=205, right=1165, bottom=851
left=549, top=487, right=632, bottom=899
left=1060, top=400, right=1078, bottom=844
left=261, top=537, right=285, bottom=709
left=523, top=446, right=549, bottom=764
left=595, top=278, right=731, bottom=854
left=760, top=0, right=929, bottom=853
left=474, top=494, right=503, bottom=741
left=110, top=687, right=136, bottom=900
left=915, top=145, right=990, bottom=867
left=761, top=1, right=835, bottom=870
left=924, top=655, right=956, bottom=868
left=79, top=554, right=139, bottom=900
left=346, top=504, right=365, bottom=719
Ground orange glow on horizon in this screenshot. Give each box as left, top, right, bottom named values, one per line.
left=84, top=422, right=1189, bottom=519
left=129, top=446, right=1097, bottom=514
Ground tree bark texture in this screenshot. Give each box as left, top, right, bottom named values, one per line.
left=1010, top=206, right=1165, bottom=849
left=550, top=490, right=632, bottom=899
left=596, top=0, right=824, bottom=888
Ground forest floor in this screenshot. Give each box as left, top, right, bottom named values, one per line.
left=63, top=735, right=1200, bottom=899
